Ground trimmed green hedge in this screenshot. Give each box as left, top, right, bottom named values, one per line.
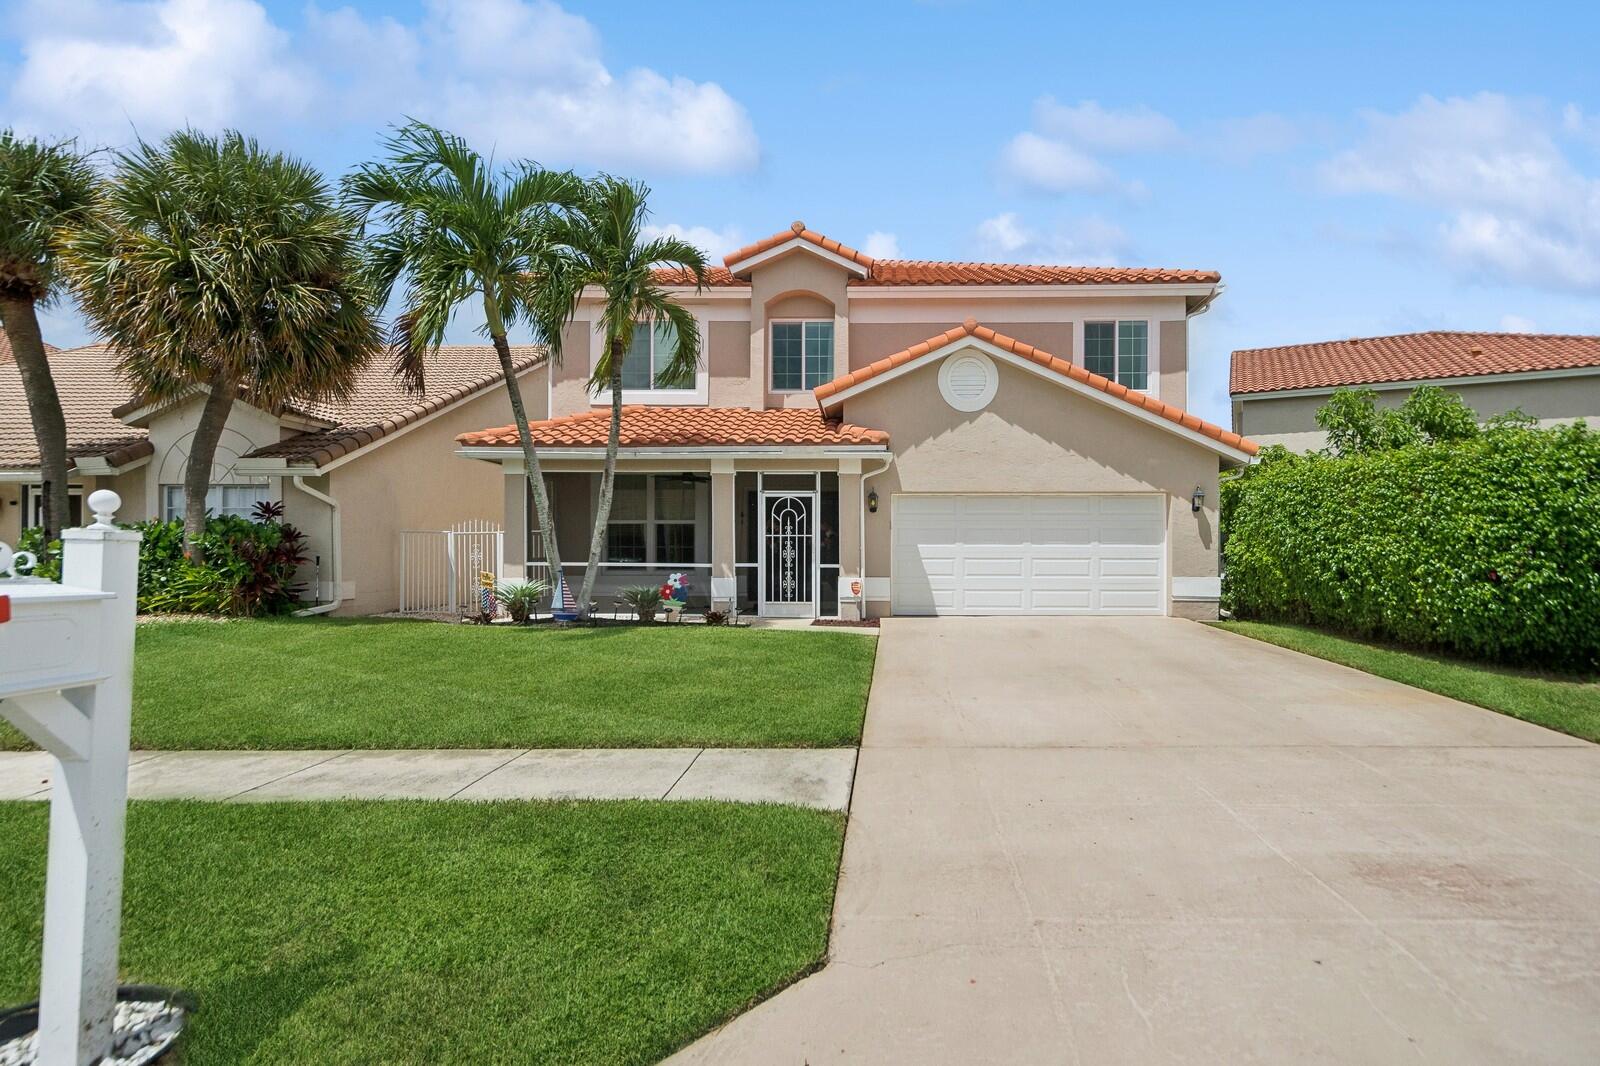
left=1222, top=423, right=1600, bottom=669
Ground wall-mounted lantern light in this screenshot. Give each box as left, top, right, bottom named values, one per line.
left=867, top=489, right=879, bottom=514
left=1190, top=486, right=1205, bottom=513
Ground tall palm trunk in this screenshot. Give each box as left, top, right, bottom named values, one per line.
left=0, top=295, right=69, bottom=541
left=488, top=331, right=565, bottom=601
left=578, top=338, right=624, bottom=619
left=183, top=371, right=239, bottom=559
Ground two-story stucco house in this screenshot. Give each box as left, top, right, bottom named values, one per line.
left=457, top=222, right=1258, bottom=621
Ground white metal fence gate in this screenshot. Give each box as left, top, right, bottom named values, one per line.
left=398, top=520, right=504, bottom=615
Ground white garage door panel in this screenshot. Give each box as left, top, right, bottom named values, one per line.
left=892, top=494, right=1166, bottom=616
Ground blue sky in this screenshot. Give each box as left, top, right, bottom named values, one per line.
left=7, top=0, right=1598, bottom=426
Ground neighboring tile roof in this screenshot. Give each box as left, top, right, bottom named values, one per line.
left=245, top=346, right=544, bottom=467
left=724, top=221, right=875, bottom=272
left=0, top=332, right=58, bottom=364
left=457, top=406, right=889, bottom=449
left=815, top=318, right=1258, bottom=457
left=1230, top=331, right=1600, bottom=395
left=0, top=345, right=150, bottom=470
left=652, top=222, right=1219, bottom=289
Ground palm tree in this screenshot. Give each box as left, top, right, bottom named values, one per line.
left=62, top=130, right=382, bottom=558
left=537, top=176, right=707, bottom=617
left=0, top=131, right=99, bottom=542
left=345, top=122, right=582, bottom=599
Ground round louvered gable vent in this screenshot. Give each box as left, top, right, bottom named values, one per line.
left=938, top=350, right=998, bottom=412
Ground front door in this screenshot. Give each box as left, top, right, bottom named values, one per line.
left=760, top=491, right=816, bottom=617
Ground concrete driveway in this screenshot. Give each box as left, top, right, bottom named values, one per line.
left=668, top=618, right=1600, bottom=1065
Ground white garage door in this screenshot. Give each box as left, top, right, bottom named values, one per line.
left=891, top=494, right=1166, bottom=616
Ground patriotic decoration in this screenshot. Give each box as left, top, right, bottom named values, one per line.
left=479, top=570, right=495, bottom=617
left=660, top=572, right=690, bottom=607
left=552, top=573, right=579, bottom=620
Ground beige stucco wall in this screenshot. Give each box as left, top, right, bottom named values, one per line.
left=550, top=320, right=591, bottom=417
left=1235, top=372, right=1600, bottom=451
left=295, top=369, right=539, bottom=615
left=1160, top=320, right=1188, bottom=411
left=707, top=320, right=758, bottom=409
left=840, top=350, right=1221, bottom=617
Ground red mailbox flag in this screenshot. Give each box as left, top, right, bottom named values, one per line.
left=0, top=594, right=10, bottom=624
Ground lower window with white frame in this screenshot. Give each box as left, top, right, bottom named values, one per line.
left=161, top=483, right=273, bottom=522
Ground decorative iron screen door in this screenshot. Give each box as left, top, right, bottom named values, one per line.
left=760, top=492, right=816, bottom=617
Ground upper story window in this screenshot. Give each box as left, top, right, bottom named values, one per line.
left=620, top=320, right=691, bottom=391
left=771, top=320, right=835, bottom=391
left=1084, top=321, right=1149, bottom=391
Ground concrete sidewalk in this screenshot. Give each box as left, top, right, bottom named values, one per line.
left=0, top=747, right=856, bottom=809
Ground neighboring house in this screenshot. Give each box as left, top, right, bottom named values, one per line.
left=1, top=345, right=151, bottom=539
left=1231, top=331, right=1600, bottom=451
left=0, top=331, right=57, bottom=364
left=457, top=222, right=1257, bottom=620
left=1, top=344, right=543, bottom=614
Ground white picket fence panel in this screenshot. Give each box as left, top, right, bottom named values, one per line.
left=398, top=520, right=504, bottom=615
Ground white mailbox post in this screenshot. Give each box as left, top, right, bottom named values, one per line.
left=0, top=490, right=140, bottom=1066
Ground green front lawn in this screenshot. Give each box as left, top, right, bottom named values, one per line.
left=0, top=618, right=875, bottom=751
left=1213, top=620, right=1600, bottom=742
left=0, top=800, right=844, bottom=1065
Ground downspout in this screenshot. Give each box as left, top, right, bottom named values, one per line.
left=291, top=475, right=341, bottom=617
left=858, top=456, right=893, bottom=618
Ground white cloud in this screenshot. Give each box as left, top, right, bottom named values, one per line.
left=1320, top=93, right=1600, bottom=291
left=1032, top=98, right=1184, bottom=153
left=8, top=0, right=312, bottom=142
left=974, top=212, right=1130, bottom=264
left=997, top=97, right=1298, bottom=196
left=640, top=223, right=745, bottom=260
left=1499, top=314, right=1538, bottom=333
left=5, top=0, right=760, bottom=173
left=997, top=132, right=1117, bottom=194
left=861, top=231, right=901, bottom=259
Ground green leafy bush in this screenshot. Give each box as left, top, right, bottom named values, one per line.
left=494, top=578, right=550, bottom=624
left=15, top=502, right=306, bottom=616
left=13, top=527, right=61, bottom=581
left=620, top=585, right=664, bottom=622
left=1222, top=422, right=1600, bottom=669
left=136, top=503, right=309, bottom=616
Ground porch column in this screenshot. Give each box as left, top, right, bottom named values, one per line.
left=501, top=459, right=526, bottom=580
left=710, top=459, right=736, bottom=612
left=837, top=458, right=863, bottom=621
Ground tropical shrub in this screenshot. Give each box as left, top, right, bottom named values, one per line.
left=12, top=526, right=61, bottom=581
left=619, top=585, right=664, bottom=622
left=1222, top=421, right=1600, bottom=669
left=135, top=501, right=308, bottom=616
left=495, top=578, right=550, bottom=624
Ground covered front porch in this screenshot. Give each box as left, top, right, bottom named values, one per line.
left=503, top=458, right=880, bottom=619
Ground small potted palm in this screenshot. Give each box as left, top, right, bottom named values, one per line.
left=620, top=585, right=664, bottom=623
left=494, top=579, right=550, bottom=624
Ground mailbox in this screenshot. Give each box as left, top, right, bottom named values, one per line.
left=0, top=581, right=115, bottom=702
left=1, top=490, right=145, bottom=1065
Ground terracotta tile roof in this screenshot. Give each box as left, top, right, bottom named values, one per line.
left=652, top=223, right=1219, bottom=289
left=724, top=221, right=875, bottom=273
left=457, top=406, right=889, bottom=449
left=0, top=332, right=58, bottom=364
left=1230, top=331, right=1600, bottom=395
left=245, top=346, right=544, bottom=467
left=0, top=345, right=150, bottom=470
left=815, top=318, right=1258, bottom=457
left=862, top=261, right=1219, bottom=286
